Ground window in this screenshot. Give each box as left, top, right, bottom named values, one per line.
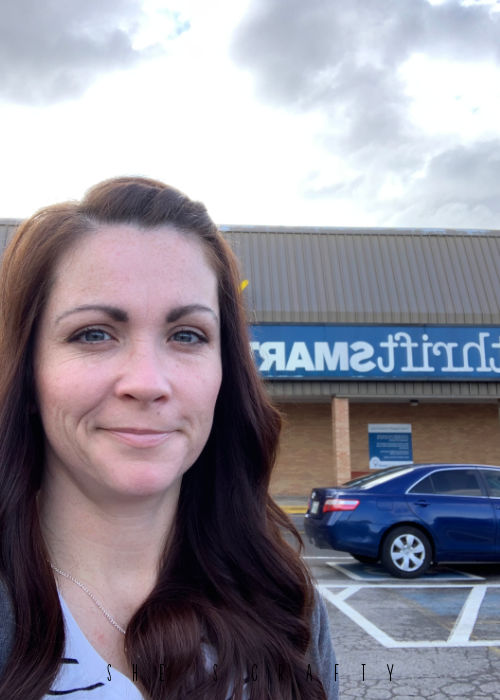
left=480, top=470, right=500, bottom=498
left=431, top=469, right=482, bottom=496
left=408, top=474, right=435, bottom=494
left=409, top=469, right=482, bottom=496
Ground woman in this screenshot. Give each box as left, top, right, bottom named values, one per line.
left=0, top=177, right=337, bottom=699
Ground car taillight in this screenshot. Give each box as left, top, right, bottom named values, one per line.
left=323, top=498, right=360, bottom=512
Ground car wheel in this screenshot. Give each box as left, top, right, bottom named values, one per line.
left=350, top=553, right=378, bottom=564
left=381, top=526, right=431, bottom=578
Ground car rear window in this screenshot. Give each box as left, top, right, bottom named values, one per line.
left=341, top=465, right=416, bottom=490
left=408, top=474, right=434, bottom=494
left=480, top=469, right=500, bottom=497
left=409, top=469, right=482, bottom=496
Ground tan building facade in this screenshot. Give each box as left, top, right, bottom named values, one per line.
left=271, top=400, right=500, bottom=497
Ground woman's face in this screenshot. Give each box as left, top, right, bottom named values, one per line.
left=34, top=224, right=222, bottom=505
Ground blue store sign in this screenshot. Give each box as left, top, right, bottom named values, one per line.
left=368, top=424, right=413, bottom=469
left=250, top=324, right=500, bottom=380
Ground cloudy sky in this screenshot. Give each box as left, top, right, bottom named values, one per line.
left=1, top=0, right=500, bottom=228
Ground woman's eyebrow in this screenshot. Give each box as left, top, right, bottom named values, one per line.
left=54, top=303, right=218, bottom=325
left=55, top=304, right=128, bottom=325
left=166, top=304, right=219, bottom=323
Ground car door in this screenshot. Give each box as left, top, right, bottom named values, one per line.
left=405, top=468, right=496, bottom=560
left=478, top=468, right=500, bottom=558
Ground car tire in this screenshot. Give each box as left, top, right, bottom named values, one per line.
left=381, top=526, right=431, bottom=578
left=350, top=553, right=378, bottom=564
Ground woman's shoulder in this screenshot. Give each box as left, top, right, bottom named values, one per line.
left=0, top=578, right=14, bottom=672
left=309, top=588, right=339, bottom=700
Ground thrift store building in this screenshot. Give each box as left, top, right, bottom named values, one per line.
left=2, top=220, right=500, bottom=497
left=221, top=225, right=500, bottom=496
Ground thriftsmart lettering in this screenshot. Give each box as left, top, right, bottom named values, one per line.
left=249, top=325, right=500, bottom=380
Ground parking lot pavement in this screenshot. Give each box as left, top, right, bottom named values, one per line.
left=305, top=555, right=500, bottom=699
left=286, top=515, right=500, bottom=698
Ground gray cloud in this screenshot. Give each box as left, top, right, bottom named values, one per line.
left=301, top=139, right=500, bottom=228
left=232, top=0, right=500, bottom=112
left=0, top=0, right=182, bottom=104
left=231, top=0, right=500, bottom=226
left=386, top=140, right=500, bottom=227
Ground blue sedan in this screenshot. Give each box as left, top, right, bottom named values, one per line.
left=304, top=463, right=500, bottom=578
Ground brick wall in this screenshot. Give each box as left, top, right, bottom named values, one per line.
left=270, top=401, right=500, bottom=497
left=350, top=402, right=500, bottom=475
left=270, top=403, right=333, bottom=497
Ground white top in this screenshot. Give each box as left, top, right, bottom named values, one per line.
left=44, top=595, right=242, bottom=699
left=44, top=594, right=143, bottom=699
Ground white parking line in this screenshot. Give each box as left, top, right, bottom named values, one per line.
left=319, top=585, right=397, bottom=648
left=329, top=586, right=361, bottom=602
left=326, top=562, right=484, bottom=581
left=448, top=585, right=487, bottom=644
left=317, top=582, right=500, bottom=648
left=321, top=582, right=500, bottom=588
left=303, top=555, right=352, bottom=560
left=326, top=563, right=379, bottom=581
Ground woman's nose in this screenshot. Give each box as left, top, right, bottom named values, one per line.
left=114, top=342, right=172, bottom=403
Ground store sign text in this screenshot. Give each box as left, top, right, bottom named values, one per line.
left=250, top=325, right=500, bottom=380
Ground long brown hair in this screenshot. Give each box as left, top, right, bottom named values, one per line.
left=0, top=177, right=325, bottom=699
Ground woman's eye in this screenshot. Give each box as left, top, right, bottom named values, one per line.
left=71, top=328, right=112, bottom=343
left=172, top=329, right=206, bottom=344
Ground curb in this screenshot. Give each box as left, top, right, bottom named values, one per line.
left=279, top=505, right=308, bottom=514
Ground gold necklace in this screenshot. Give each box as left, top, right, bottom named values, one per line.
left=51, top=564, right=126, bottom=635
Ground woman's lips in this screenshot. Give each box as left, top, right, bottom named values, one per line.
left=104, top=428, right=173, bottom=448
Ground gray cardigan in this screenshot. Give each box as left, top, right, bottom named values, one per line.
left=310, top=590, right=339, bottom=699
left=0, top=580, right=13, bottom=674
left=0, top=583, right=338, bottom=699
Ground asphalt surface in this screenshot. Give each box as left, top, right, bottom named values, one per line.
left=286, top=513, right=500, bottom=700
